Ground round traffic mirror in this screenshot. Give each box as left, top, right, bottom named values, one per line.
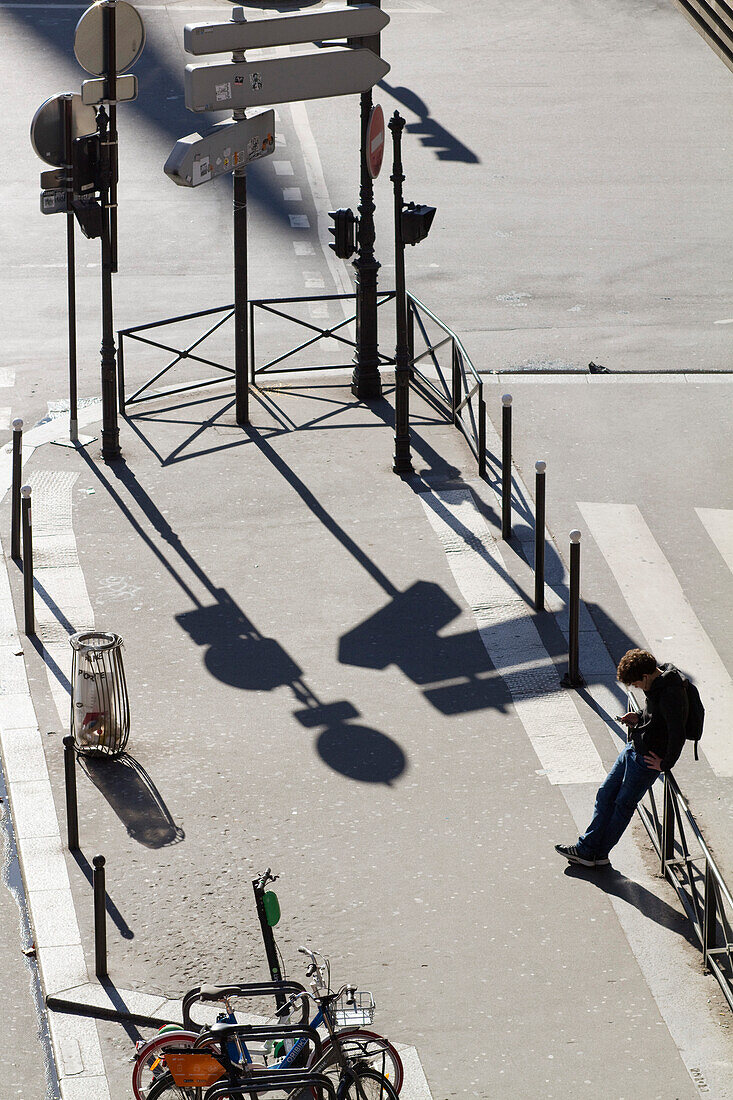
left=30, top=93, right=98, bottom=167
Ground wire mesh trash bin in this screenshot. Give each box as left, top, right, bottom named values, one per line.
left=70, top=632, right=130, bottom=756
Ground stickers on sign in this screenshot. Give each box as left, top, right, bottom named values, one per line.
left=215, top=82, right=231, bottom=103
left=250, top=72, right=263, bottom=91
left=193, top=156, right=210, bottom=185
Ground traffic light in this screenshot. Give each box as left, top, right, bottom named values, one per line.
left=71, top=132, right=103, bottom=199
left=401, top=202, right=436, bottom=246
left=328, top=208, right=357, bottom=259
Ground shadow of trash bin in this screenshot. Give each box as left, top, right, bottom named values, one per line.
left=70, top=631, right=130, bottom=756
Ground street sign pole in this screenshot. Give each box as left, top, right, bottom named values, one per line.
left=63, top=95, right=79, bottom=442
left=232, top=8, right=249, bottom=426
left=390, top=111, right=413, bottom=475
left=350, top=0, right=382, bottom=401
left=98, top=104, right=121, bottom=460
left=98, top=1, right=122, bottom=459
left=100, top=0, right=120, bottom=272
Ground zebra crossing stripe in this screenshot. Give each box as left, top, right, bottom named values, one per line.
left=420, top=487, right=606, bottom=785
left=696, top=508, right=733, bottom=574
left=578, top=502, right=733, bottom=777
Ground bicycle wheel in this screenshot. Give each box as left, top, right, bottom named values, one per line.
left=145, top=1071, right=203, bottom=1100
left=336, top=1067, right=400, bottom=1100
left=132, top=1031, right=200, bottom=1100
left=318, top=1030, right=403, bottom=1094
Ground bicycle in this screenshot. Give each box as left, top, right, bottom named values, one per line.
left=139, top=949, right=401, bottom=1100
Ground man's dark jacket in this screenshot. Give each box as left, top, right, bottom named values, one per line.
left=631, top=663, right=689, bottom=771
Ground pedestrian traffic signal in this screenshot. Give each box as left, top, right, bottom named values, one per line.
left=401, top=201, right=436, bottom=246
left=328, top=207, right=357, bottom=259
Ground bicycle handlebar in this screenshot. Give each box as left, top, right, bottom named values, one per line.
left=182, top=981, right=308, bottom=1031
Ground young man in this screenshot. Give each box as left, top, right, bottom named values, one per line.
left=555, top=648, right=689, bottom=869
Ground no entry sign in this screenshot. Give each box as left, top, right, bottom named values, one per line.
left=366, top=103, right=385, bottom=179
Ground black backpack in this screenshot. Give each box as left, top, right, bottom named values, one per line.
left=680, top=672, right=705, bottom=760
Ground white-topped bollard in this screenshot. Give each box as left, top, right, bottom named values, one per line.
left=501, top=394, right=513, bottom=540
left=21, top=484, right=34, bottom=636
left=562, top=530, right=583, bottom=688
left=534, top=461, right=547, bottom=611
left=10, top=418, right=23, bottom=560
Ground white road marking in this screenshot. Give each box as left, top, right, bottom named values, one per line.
left=0, top=407, right=10, bottom=430
left=289, top=214, right=310, bottom=229
left=293, top=241, right=315, bottom=257
left=273, top=160, right=294, bottom=176
left=282, top=187, right=302, bottom=202
left=420, top=488, right=605, bottom=785
left=289, top=100, right=354, bottom=310
left=696, top=508, right=733, bottom=574
left=578, top=502, right=733, bottom=777
left=0, top=368, right=15, bottom=387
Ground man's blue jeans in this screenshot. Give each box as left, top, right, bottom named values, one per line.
left=577, top=743, right=659, bottom=860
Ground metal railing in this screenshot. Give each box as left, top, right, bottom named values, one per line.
left=670, top=0, right=733, bottom=73
left=117, top=304, right=236, bottom=412
left=628, top=693, right=733, bottom=1009
left=406, top=292, right=486, bottom=478
left=249, top=292, right=396, bottom=379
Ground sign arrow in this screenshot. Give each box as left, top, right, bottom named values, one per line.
left=184, top=3, right=389, bottom=55
left=164, top=111, right=276, bottom=187
left=185, top=47, right=389, bottom=113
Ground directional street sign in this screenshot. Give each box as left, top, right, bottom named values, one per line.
left=165, top=111, right=276, bottom=187
left=185, top=47, right=389, bottom=113
left=184, top=4, right=389, bottom=54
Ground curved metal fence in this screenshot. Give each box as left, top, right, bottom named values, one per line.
left=628, top=691, right=733, bottom=1009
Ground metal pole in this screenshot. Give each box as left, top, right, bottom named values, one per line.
left=351, top=84, right=382, bottom=400
left=98, top=104, right=121, bottom=461
left=63, top=95, right=79, bottom=443
left=232, top=10, right=249, bottom=425
left=534, top=460, right=546, bottom=611
left=390, top=112, right=413, bottom=475
left=703, top=860, right=717, bottom=970
left=104, top=1, right=119, bottom=274
left=93, top=855, right=108, bottom=979
left=234, top=169, right=249, bottom=425
left=501, top=394, right=512, bottom=540
left=10, top=418, right=22, bottom=560
left=63, top=736, right=79, bottom=851
left=661, top=776, right=675, bottom=874
left=562, top=530, right=582, bottom=688
left=21, top=486, right=35, bottom=637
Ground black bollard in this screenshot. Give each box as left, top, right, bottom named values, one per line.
left=501, top=394, right=512, bottom=540
left=562, top=530, right=583, bottom=688
left=93, top=855, right=108, bottom=979
left=10, top=418, right=22, bottom=560
left=21, top=485, right=35, bottom=636
left=63, top=736, right=79, bottom=851
left=534, top=461, right=546, bottom=611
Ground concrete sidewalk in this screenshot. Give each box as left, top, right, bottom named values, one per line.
left=1, top=375, right=731, bottom=1098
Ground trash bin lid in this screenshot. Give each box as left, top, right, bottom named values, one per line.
left=69, top=631, right=123, bottom=653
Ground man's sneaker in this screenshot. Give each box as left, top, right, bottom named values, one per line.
left=554, top=843, right=609, bottom=868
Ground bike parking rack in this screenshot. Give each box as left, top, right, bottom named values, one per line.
left=627, top=693, right=733, bottom=1009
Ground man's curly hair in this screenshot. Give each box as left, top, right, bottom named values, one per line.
left=617, top=648, right=658, bottom=685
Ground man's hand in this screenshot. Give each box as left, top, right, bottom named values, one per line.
left=644, top=751, right=663, bottom=771
left=620, top=711, right=639, bottom=726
